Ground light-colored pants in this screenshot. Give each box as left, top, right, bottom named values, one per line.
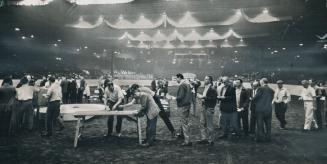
left=200, top=106, right=215, bottom=142
left=179, top=105, right=191, bottom=143
left=304, top=101, right=318, bottom=130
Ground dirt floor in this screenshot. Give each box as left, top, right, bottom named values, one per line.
left=1, top=89, right=327, bottom=164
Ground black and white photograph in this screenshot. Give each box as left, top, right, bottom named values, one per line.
left=0, top=0, right=327, bottom=163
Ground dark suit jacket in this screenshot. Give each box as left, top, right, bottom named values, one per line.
left=203, top=85, right=218, bottom=108
left=237, top=87, right=250, bottom=110
left=247, top=88, right=257, bottom=112
left=219, top=85, right=237, bottom=113
left=252, top=85, right=274, bottom=113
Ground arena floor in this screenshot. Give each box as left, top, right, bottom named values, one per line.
left=1, top=89, right=327, bottom=164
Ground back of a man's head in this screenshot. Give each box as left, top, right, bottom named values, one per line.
left=176, top=73, right=184, bottom=79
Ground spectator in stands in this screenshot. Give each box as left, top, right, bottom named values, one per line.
left=273, top=80, right=291, bottom=130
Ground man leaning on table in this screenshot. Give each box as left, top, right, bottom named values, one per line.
left=103, top=81, right=124, bottom=137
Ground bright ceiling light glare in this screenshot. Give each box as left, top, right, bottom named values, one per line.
left=30, top=35, right=34, bottom=38
left=76, top=48, right=80, bottom=52
left=263, top=8, right=269, bottom=14
left=57, top=39, right=62, bottom=42
left=299, top=43, right=304, bottom=46
left=103, top=49, right=107, bottom=52
left=84, top=46, right=88, bottom=49
left=70, top=0, right=134, bottom=5
left=234, top=50, right=238, bottom=53
left=21, top=36, right=26, bottom=39
left=274, top=50, right=278, bottom=53
left=267, top=47, right=271, bottom=50
left=282, top=47, right=286, bottom=50
left=14, top=27, right=20, bottom=31
left=54, top=43, right=58, bottom=47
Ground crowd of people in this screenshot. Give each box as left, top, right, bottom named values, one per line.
left=0, top=73, right=326, bottom=148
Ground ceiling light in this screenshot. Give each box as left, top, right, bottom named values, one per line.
left=14, top=27, right=20, bottom=31
left=21, top=36, right=26, bottom=39
left=299, top=43, right=303, bottom=46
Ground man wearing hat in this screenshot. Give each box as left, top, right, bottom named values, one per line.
left=273, top=80, right=291, bottom=130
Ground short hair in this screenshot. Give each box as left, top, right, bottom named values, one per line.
left=236, top=78, right=243, bottom=84
left=49, top=76, right=56, bottom=83
left=176, top=73, right=184, bottom=79
left=130, top=84, right=140, bottom=91
left=301, top=80, right=308, bottom=85
left=2, top=77, right=12, bottom=86
left=20, top=77, right=28, bottom=85
left=261, top=78, right=268, bottom=84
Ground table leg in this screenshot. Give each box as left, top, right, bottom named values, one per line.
left=137, top=117, right=142, bottom=145
left=74, top=117, right=81, bottom=148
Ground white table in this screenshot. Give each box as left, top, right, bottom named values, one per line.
left=73, top=110, right=141, bottom=148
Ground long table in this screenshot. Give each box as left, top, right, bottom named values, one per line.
left=73, top=110, right=140, bottom=148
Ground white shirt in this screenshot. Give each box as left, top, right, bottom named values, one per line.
left=235, top=87, right=242, bottom=108
left=273, top=87, right=291, bottom=103
left=301, top=86, right=316, bottom=101
left=47, top=83, right=62, bottom=102
left=16, top=84, right=35, bottom=101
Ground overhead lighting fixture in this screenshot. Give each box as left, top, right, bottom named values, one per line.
left=282, top=47, right=286, bottom=50
left=57, top=39, right=62, bottom=42
left=21, top=36, right=26, bottom=39
left=30, top=35, right=34, bottom=38
left=54, top=44, right=58, bottom=47
left=299, top=43, right=304, bottom=46
left=14, top=27, right=20, bottom=31
left=84, top=46, right=88, bottom=49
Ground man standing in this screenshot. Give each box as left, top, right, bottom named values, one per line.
left=60, top=76, right=69, bottom=104
left=234, top=79, right=250, bottom=137
left=299, top=80, right=318, bottom=131
left=42, top=76, right=64, bottom=137
left=248, top=81, right=260, bottom=134
left=252, top=78, right=274, bottom=142
left=120, top=90, right=160, bottom=147
left=217, top=76, right=238, bottom=139
left=130, top=84, right=176, bottom=138
left=16, top=76, right=35, bottom=131
left=104, top=81, right=124, bottom=137
left=175, top=73, right=192, bottom=146
left=196, top=75, right=217, bottom=146
left=273, top=80, right=291, bottom=130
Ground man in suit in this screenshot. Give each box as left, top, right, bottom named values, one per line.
left=218, top=76, right=238, bottom=139
left=234, top=79, right=250, bottom=137
left=248, top=81, right=260, bottom=134
left=252, top=78, right=274, bottom=142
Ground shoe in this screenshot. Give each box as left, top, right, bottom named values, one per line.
left=171, top=131, right=177, bottom=139
left=218, top=134, right=228, bottom=139
left=117, top=133, right=122, bottom=137
left=177, top=134, right=185, bottom=140
left=181, top=142, right=192, bottom=147
left=140, top=143, right=151, bottom=147
left=196, top=140, right=209, bottom=144
left=103, top=133, right=112, bottom=138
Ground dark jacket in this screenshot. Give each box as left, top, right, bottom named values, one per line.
left=252, top=85, right=274, bottom=113
left=247, top=88, right=257, bottom=112
left=236, top=87, right=250, bottom=110
left=176, top=81, right=192, bottom=107
left=203, top=85, right=218, bottom=108
left=219, top=85, right=237, bottom=113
